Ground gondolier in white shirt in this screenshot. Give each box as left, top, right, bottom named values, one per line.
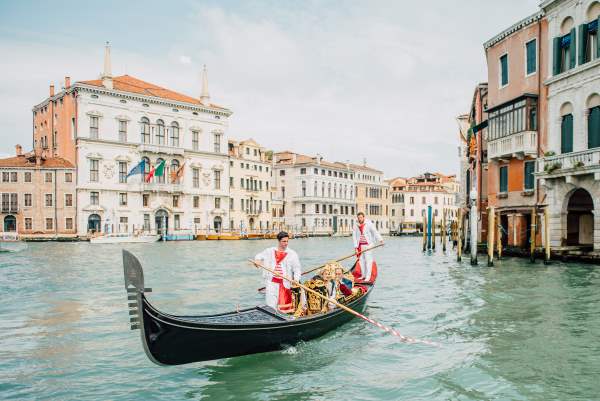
left=352, top=212, right=384, bottom=283
left=254, top=231, right=302, bottom=313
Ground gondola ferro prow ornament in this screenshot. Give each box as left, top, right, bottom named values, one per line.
left=123, top=250, right=152, bottom=329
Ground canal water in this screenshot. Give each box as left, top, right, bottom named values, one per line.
left=1, top=237, right=599, bottom=400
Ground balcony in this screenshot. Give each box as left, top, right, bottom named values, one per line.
left=140, top=182, right=183, bottom=193
left=138, top=143, right=185, bottom=156
left=488, top=131, right=537, bottom=161
left=537, top=148, right=600, bottom=182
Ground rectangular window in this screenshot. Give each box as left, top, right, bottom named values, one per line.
left=229, top=177, right=234, bottom=188
left=500, top=54, right=509, bottom=86
left=10, top=172, right=17, bottom=182
left=89, top=159, right=99, bottom=182
left=1, top=172, right=8, bottom=182
left=192, top=131, right=199, bottom=151
left=143, top=194, right=149, bottom=207
left=119, top=192, right=127, bottom=206
left=499, top=166, right=508, bottom=193
left=90, top=191, right=99, bottom=205
left=300, top=168, right=306, bottom=175
left=65, top=193, right=73, bottom=207
left=279, top=170, right=285, bottom=176
left=25, top=193, right=32, bottom=207
left=589, top=106, right=600, bottom=149
left=45, top=172, right=52, bottom=183
left=25, top=218, right=32, bottom=230
left=119, top=161, right=127, bottom=183
left=66, top=218, right=73, bottom=230
left=526, top=39, right=537, bottom=75
left=524, top=161, right=535, bottom=190
left=315, top=204, right=320, bottom=213
left=213, top=133, right=221, bottom=153
left=193, top=196, right=200, bottom=208
left=119, top=120, right=127, bottom=142
left=90, top=116, right=99, bottom=139
left=214, top=170, right=221, bottom=190
left=46, top=218, right=53, bottom=230
left=65, top=172, right=72, bottom=182
left=215, top=197, right=221, bottom=209
left=143, top=214, right=150, bottom=231
left=193, top=168, right=200, bottom=188
left=174, top=214, right=180, bottom=230
left=173, top=195, right=179, bottom=208
left=301, top=204, right=306, bottom=214
left=25, top=172, right=32, bottom=182
left=45, top=193, right=53, bottom=207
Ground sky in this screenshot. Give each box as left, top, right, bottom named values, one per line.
left=0, top=0, right=541, bottom=178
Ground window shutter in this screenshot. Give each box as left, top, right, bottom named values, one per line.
left=578, top=24, right=588, bottom=65
left=562, top=114, right=574, bottom=153
left=553, top=37, right=562, bottom=75
left=598, top=17, right=600, bottom=59
left=527, top=40, right=536, bottom=74
left=589, top=107, right=600, bottom=149
left=569, top=28, right=577, bottom=69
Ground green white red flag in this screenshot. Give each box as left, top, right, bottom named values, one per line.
left=145, top=160, right=166, bottom=183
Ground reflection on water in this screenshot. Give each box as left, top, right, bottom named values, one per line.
left=1, top=237, right=600, bottom=400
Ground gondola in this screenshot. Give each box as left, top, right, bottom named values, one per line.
left=122, top=250, right=375, bottom=366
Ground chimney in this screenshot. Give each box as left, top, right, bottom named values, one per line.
left=292, top=153, right=297, bottom=164
left=49, top=84, right=55, bottom=97
left=101, top=42, right=113, bottom=89
left=65, top=76, right=71, bottom=88
left=15, top=144, right=22, bottom=156
left=200, top=64, right=210, bottom=104
left=316, top=153, right=321, bottom=165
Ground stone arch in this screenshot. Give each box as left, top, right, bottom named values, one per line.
left=88, top=214, right=101, bottom=233
left=587, top=1, right=600, bottom=21
left=560, top=102, right=573, bottom=116
left=587, top=93, right=600, bottom=109
left=562, top=188, right=594, bottom=246
left=3, top=215, right=16, bottom=232
left=560, top=16, right=575, bottom=35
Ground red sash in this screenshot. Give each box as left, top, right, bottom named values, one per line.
left=272, top=250, right=293, bottom=313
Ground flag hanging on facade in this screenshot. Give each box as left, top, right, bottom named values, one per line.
left=170, top=162, right=185, bottom=183
left=145, top=160, right=166, bottom=183
left=126, top=159, right=146, bottom=178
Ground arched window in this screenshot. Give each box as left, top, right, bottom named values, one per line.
left=170, top=159, right=180, bottom=183
left=321, top=182, right=325, bottom=197
left=156, top=120, right=165, bottom=145
left=156, top=158, right=165, bottom=183
left=334, top=183, right=337, bottom=198
left=142, top=156, right=150, bottom=180
left=140, top=117, right=150, bottom=144
left=328, top=183, right=331, bottom=198
left=588, top=93, right=600, bottom=148
left=170, top=121, right=179, bottom=147
left=313, top=181, right=317, bottom=196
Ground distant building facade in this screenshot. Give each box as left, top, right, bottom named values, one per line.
left=31, top=45, right=232, bottom=236
left=0, top=146, right=76, bottom=238
left=228, top=139, right=273, bottom=232
left=388, top=177, right=406, bottom=233
left=351, top=163, right=389, bottom=234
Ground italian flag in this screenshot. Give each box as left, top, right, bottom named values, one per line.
left=145, top=160, right=166, bottom=183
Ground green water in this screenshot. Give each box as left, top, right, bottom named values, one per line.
left=1, top=237, right=599, bottom=400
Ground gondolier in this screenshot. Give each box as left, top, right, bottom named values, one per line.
left=254, top=231, right=302, bottom=313
left=352, top=212, right=383, bottom=283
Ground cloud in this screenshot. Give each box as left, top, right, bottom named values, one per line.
left=0, top=0, right=541, bottom=178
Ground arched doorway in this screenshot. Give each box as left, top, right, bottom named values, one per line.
left=3, top=215, right=16, bottom=232
left=566, top=188, right=594, bottom=246
left=155, top=209, right=169, bottom=236
left=214, top=216, right=222, bottom=233
left=88, top=214, right=101, bottom=233
left=249, top=217, right=255, bottom=231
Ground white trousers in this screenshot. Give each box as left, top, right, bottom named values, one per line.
left=358, top=250, right=374, bottom=281
left=265, top=281, right=279, bottom=309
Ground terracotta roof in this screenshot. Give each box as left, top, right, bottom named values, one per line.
left=78, top=75, right=229, bottom=111
left=347, top=163, right=383, bottom=174
left=0, top=154, right=74, bottom=168
left=275, top=152, right=349, bottom=170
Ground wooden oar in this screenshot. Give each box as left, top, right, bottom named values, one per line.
left=257, top=243, right=384, bottom=292
left=249, top=259, right=439, bottom=346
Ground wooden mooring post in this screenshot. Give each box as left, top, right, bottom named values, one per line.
left=530, top=207, right=536, bottom=263
left=422, top=214, right=427, bottom=252
left=442, top=209, right=447, bottom=252
left=432, top=213, right=436, bottom=250
left=487, top=207, right=495, bottom=267
left=496, top=211, right=502, bottom=260
left=457, top=209, right=462, bottom=261
left=544, top=207, right=551, bottom=264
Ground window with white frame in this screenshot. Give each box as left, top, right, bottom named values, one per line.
left=89, top=159, right=99, bottom=182
left=119, top=120, right=127, bottom=142
left=90, top=116, right=99, bottom=139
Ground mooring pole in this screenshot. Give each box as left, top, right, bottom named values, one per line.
left=544, top=207, right=551, bottom=264
left=469, top=190, right=478, bottom=265
left=457, top=209, right=462, bottom=261
left=442, top=209, right=447, bottom=252
left=432, top=212, right=436, bottom=250
left=496, top=211, right=502, bottom=260
left=427, top=206, right=432, bottom=250
left=487, top=207, right=495, bottom=267
left=530, top=207, right=536, bottom=263
left=422, top=214, right=427, bottom=252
